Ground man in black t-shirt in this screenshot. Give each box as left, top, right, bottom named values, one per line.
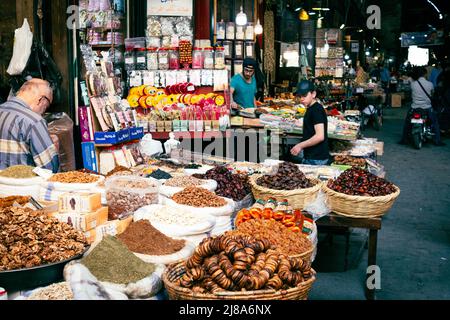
left=290, top=80, right=330, bottom=165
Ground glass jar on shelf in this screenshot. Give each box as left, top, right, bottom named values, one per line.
left=158, top=48, right=169, bottom=70
left=234, top=40, right=244, bottom=59
left=135, top=48, right=147, bottom=70
left=169, top=47, right=180, bottom=70
left=244, top=41, right=255, bottom=58
left=216, top=20, right=226, bottom=40
left=245, top=23, right=254, bottom=40
left=234, top=59, right=243, bottom=75
left=203, top=47, right=215, bottom=69
left=222, top=40, right=233, bottom=59
left=124, top=48, right=136, bottom=72
left=146, top=47, right=158, bottom=70
left=192, top=47, right=204, bottom=69
left=225, top=59, right=233, bottom=73
left=226, top=22, right=235, bottom=40
left=214, top=47, right=225, bottom=70
left=235, top=25, right=245, bottom=40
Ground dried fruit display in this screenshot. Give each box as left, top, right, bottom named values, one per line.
left=179, top=40, right=192, bottom=65
left=333, top=155, right=367, bottom=168
left=328, top=167, right=396, bottom=197
left=0, top=207, right=87, bottom=271
left=172, top=187, right=226, bottom=207
left=179, top=234, right=313, bottom=293
left=48, top=172, right=100, bottom=184
left=256, top=162, right=313, bottom=190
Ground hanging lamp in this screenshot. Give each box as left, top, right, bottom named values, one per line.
left=236, top=6, right=248, bottom=26
left=254, top=19, right=263, bottom=35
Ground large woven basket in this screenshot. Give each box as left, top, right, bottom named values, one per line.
left=162, top=262, right=316, bottom=300
left=322, top=182, right=401, bottom=218
left=249, top=175, right=322, bottom=209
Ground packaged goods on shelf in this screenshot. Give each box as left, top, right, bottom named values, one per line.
left=49, top=206, right=108, bottom=232
left=58, top=192, right=102, bottom=213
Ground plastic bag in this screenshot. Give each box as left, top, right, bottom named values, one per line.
left=46, top=113, right=76, bottom=172
left=139, top=133, right=163, bottom=157
left=133, top=241, right=196, bottom=265
left=303, top=190, right=331, bottom=221
left=7, top=19, right=33, bottom=76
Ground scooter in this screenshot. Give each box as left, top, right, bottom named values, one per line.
left=410, top=109, right=434, bottom=149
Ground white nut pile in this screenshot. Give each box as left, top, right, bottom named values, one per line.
left=150, top=206, right=208, bottom=226
left=27, top=282, right=74, bottom=300
left=164, top=176, right=205, bottom=188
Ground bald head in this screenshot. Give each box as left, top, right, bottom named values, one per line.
left=16, top=78, right=53, bottom=115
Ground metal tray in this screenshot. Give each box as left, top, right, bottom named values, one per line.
left=0, top=247, right=89, bottom=292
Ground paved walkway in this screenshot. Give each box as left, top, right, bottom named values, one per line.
left=310, top=107, right=450, bottom=300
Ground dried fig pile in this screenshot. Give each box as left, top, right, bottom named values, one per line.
left=256, top=162, right=313, bottom=190
left=178, top=234, right=313, bottom=294
left=328, top=167, right=397, bottom=197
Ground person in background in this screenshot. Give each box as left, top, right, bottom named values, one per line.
left=230, top=57, right=257, bottom=109
left=399, top=66, right=445, bottom=146
left=0, top=78, right=60, bottom=172
left=290, top=80, right=329, bottom=165
left=429, top=62, right=443, bottom=88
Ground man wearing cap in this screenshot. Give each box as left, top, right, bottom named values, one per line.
left=290, top=80, right=329, bottom=165
left=230, top=58, right=257, bottom=109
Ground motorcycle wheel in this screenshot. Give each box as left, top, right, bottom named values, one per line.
left=412, top=132, right=422, bottom=149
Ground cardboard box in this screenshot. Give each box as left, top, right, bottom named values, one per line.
left=86, top=216, right=133, bottom=243
left=58, top=192, right=102, bottom=213
left=51, top=206, right=109, bottom=232
left=391, top=94, right=402, bottom=108
left=156, top=121, right=165, bottom=132
left=164, top=120, right=173, bottom=132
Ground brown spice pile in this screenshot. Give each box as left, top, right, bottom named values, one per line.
left=118, top=220, right=186, bottom=256
left=228, top=219, right=312, bottom=256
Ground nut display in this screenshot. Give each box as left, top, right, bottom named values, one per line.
left=256, top=162, right=313, bottom=190
left=27, top=282, right=73, bottom=300
left=0, top=206, right=87, bottom=271
left=179, top=234, right=313, bottom=293
left=48, top=171, right=100, bottom=184
left=333, top=155, right=367, bottom=168
left=172, top=187, right=226, bottom=208
left=164, top=176, right=204, bottom=188
left=149, top=206, right=209, bottom=226
left=179, top=40, right=193, bottom=65
left=328, top=167, right=397, bottom=197
left=193, top=166, right=251, bottom=201
left=229, top=219, right=313, bottom=256
left=106, top=177, right=159, bottom=220
left=0, top=196, right=31, bottom=209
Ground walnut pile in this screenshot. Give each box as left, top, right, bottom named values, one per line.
left=0, top=206, right=87, bottom=271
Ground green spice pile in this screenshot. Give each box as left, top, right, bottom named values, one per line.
left=0, top=165, right=37, bottom=178
left=81, top=236, right=156, bottom=284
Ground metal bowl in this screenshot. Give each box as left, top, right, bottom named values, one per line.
left=0, top=247, right=89, bottom=292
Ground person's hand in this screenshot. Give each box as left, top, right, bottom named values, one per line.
left=50, top=134, right=60, bottom=152
left=290, top=144, right=302, bottom=156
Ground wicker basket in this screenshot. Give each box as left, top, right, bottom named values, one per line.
left=249, top=175, right=322, bottom=209
left=162, top=262, right=316, bottom=300
left=322, top=182, right=401, bottom=218
left=290, top=244, right=315, bottom=263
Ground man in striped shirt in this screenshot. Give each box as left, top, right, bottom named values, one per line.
left=0, top=79, right=59, bottom=173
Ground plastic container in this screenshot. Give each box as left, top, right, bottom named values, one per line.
left=216, top=20, right=226, bottom=40
left=245, top=23, right=254, bottom=40
left=226, top=22, right=235, bottom=40
left=169, top=48, right=180, bottom=70
left=105, top=175, right=159, bottom=220
left=158, top=48, right=170, bottom=70
left=192, top=47, right=203, bottom=69
left=235, top=25, right=245, bottom=40
left=203, top=47, right=215, bottom=69
left=234, top=40, right=244, bottom=59
left=124, top=48, right=136, bottom=72
left=146, top=47, right=158, bottom=70
left=234, top=59, right=243, bottom=75
left=245, top=41, right=255, bottom=58
left=214, top=47, right=225, bottom=70
left=135, top=48, right=147, bottom=70
left=222, top=40, right=233, bottom=59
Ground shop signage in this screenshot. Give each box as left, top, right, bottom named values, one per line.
left=401, top=31, right=444, bottom=47
left=147, top=0, right=193, bottom=16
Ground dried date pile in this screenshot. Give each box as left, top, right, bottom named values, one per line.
left=328, top=167, right=397, bottom=196
left=178, top=234, right=313, bottom=293
left=193, top=166, right=251, bottom=201
left=0, top=207, right=87, bottom=271
left=256, top=162, right=313, bottom=190
left=229, top=219, right=313, bottom=256
left=172, top=187, right=227, bottom=207
left=333, top=155, right=367, bottom=168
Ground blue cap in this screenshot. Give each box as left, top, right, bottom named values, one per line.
left=295, top=80, right=315, bottom=95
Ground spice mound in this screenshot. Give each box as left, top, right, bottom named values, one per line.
left=328, top=167, right=397, bottom=196
left=229, top=219, right=313, bottom=256
left=164, top=176, right=205, bottom=188
left=178, top=234, right=313, bottom=293
left=0, top=206, right=87, bottom=271
left=172, top=187, right=227, bottom=207
left=118, top=220, right=186, bottom=256
left=27, top=282, right=73, bottom=300
left=256, top=162, right=313, bottom=190
left=193, top=166, right=251, bottom=201
left=81, top=236, right=156, bottom=284
left=48, top=171, right=100, bottom=184
left=0, top=165, right=38, bottom=178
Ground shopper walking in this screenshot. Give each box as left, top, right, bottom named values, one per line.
left=290, top=80, right=329, bottom=165
left=230, top=58, right=257, bottom=109
left=0, top=78, right=60, bottom=172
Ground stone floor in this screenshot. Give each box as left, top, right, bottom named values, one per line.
left=309, top=106, right=450, bottom=300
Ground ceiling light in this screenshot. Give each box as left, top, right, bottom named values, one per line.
left=358, top=29, right=363, bottom=32
left=365, top=51, right=370, bottom=56
left=236, top=6, right=247, bottom=26
left=439, top=14, right=443, bottom=19
left=254, top=19, right=263, bottom=35
left=389, top=58, right=394, bottom=62
left=344, top=54, right=350, bottom=60
left=340, top=24, right=345, bottom=29
left=312, top=8, right=330, bottom=11
left=295, top=7, right=302, bottom=12
left=299, top=9, right=309, bottom=20
left=308, top=12, right=316, bottom=15
left=307, top=42, right=313, bottom=50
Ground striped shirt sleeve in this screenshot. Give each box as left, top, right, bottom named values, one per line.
left=28, top=120, right=60, bottom=173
